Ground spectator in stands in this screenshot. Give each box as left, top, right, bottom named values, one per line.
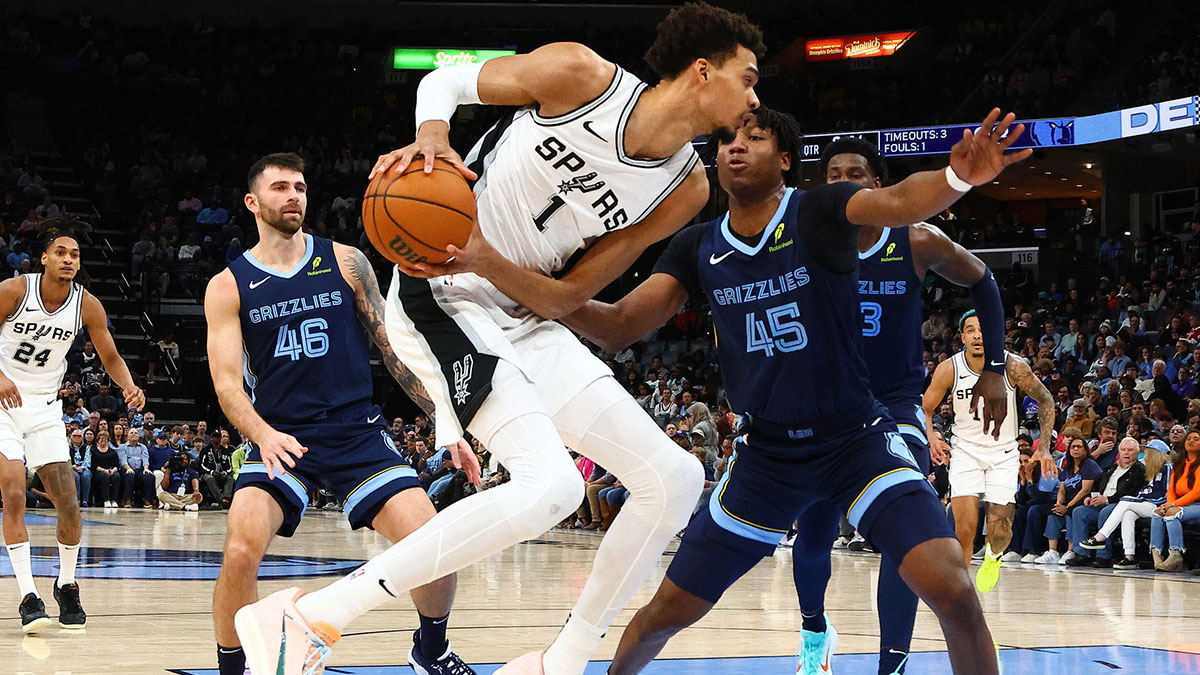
left=91, top=430, right=122, bottom=507
left=178, top=190, right=203, bottom=216
left=686, top=402, right=718, bottom=460
left=69, top=429, right=92, bottom=507
left=1150, top=429, right=1200, bottom=571
left=652, top=387, right=677, bottom=428
left=117, top=427, right=155, bottom=507
left=130, top=230, right=156, bottom=278
left=1011, top=436, right=1060, bottom=562
left=921, top=311, right=946, bottom=343
left=1066, top=438, right=1147, bottom=567
left=89, top=384, right=123, bottom=423
left=196, top=199, right=229, bottom=227
left=1036, top=438, right=1101, bottom=564
left=1089, top=417, right=1120, bottom=468
left=1063, top=398, right=1095, bottom=437
left=62, top=402, right=87, bottom=427
left=157, top=452, right=202, bottom=511
left=148, top=330, right=180, bottom=380
left=199, top=430, right=234, bottom=509
left=1081, top=440, right=1173, bottom=569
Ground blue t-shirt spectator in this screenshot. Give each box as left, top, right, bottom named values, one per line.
left=6, top=250, right=29, bottom=271
left=1060, top=457, right=1102, bottom=504
left=148, top=442, right=176, bottom=471
left=166, top=467, right=200, bottom=494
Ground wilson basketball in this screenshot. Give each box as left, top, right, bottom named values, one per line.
left=362, top=157, right=476, bottom=267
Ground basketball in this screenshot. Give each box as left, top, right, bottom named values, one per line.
left=362, top=157, right=476, bottom=268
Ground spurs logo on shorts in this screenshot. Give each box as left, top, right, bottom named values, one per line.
left=453, top=354, right=474, bottom=405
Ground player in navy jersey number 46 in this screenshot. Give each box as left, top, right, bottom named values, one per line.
left=204, top=154, right=476, bottom=675
left=557, top=105, right=1032, bottom=675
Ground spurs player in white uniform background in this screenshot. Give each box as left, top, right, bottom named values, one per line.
left=233, top=4, right=766, bottom=674
left=0, top=224, right=144, bottom=632
left=924, top=310, right=1055, bottom=593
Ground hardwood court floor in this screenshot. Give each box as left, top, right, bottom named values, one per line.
left=2, top=507, right=1199, bottom=674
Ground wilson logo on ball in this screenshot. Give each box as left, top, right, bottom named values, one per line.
left=362, top=157, right=476, bottom=269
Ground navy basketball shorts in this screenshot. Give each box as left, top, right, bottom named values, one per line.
left=235, top=405, right=421, bottom=537
left=888, top=401, right=932, bottom=476
left=667, top=417, right=954, bottom=604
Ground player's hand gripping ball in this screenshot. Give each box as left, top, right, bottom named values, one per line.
left=362, top=157, right=476, bottom=270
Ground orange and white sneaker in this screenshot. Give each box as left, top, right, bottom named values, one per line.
left=493, top=651, right=545, bottom=674
left=235, top=588, right=341, bottom=675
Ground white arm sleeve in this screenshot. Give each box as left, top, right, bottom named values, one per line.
left=414, top=62, right=486, bottom=131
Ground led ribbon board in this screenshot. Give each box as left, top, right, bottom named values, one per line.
left=799, top=95, right=1200, bottom=161
left=392, top=48, right=515, bottom=70
left=805, top=31, right=917, bottom=61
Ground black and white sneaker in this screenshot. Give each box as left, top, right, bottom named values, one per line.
left=847, top=534, right=866, bottom=552
left=20, top=593, right=52, bottom=633
left=1078, top=537, right=1106, bottom=551
left=53, top=580, right=87, bottom=628
left=1112, top=557, right=1139, bottom=570
left=408, top=631, right=475, bottom=674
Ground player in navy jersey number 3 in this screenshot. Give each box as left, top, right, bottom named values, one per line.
left=558, top=105, right=1033, bottom=675
left=204, top=154, right=475, bottom=675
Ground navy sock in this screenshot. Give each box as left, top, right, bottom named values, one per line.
left=217, top=645, right=245, bottom=675
left=878, top=647, right=909, bottom=674
left=877, top=553, right=918, bottom=675
left=801, top=610, right=826, bottom=634
left=417, top=612, right=450, bottom=659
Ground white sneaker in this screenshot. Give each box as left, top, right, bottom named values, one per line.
left=1021, top=553, right=1038, bottom=563
left=185, top=504, right=199, bottom=512
left=1034, top=550, right=1060, bottom=564
left=832, top=536, right=851, bottom=549
left=160, top=502, right=171, bottom=510
left=1000, top=551, right=1023, bottom=563
left=1058, top=551, right=1076, bottom=565
left=847, top=535, right=866, bottom=552
left=971, top=547, right=986, bottom=561
left=779, top=535, right=796, bottom=548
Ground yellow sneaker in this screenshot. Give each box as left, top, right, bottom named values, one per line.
left=975, top=556, right=1002, bottom=593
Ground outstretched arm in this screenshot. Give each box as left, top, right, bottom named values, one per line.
left=845, top=109, right=1031, bottom=228
left=911, top=223, right=1008, bottom=432
left=560, top=274, right=689, bottom=353
left=336, top=243, right=435, bottom=415
left=1006, top=355, right=1058, bottom=479
left=82, top=291, right=145, bottom=411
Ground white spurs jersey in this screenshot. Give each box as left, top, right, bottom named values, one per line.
left=462, top=66, right=699, bottom=277
left=949, top=350, right=1020, bottom=452
left=0, top=273, right=84, bottom=397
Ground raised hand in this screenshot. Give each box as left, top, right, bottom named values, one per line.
left=369, top=121, right=478, bottom=181
left=948, top=108, right=1033, bottom=186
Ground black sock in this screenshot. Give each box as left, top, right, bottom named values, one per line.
left=417, top=612, right=450, bottom=660
left=217, top=645, right=245, bottom=675
left=801, top=610, right=826, bottom=633
left=879, top=647, right=909, bottom=674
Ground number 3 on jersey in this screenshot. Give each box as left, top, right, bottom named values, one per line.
left=861, top=301, right=882, bottom=337
left=273, top=318, right=329, bottom=361
left=746, top=302, right=808, bottom=357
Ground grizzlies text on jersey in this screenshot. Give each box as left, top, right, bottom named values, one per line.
left=653, top=183, right=876, bottom=431
left=228, top=235, right=372, bottom=425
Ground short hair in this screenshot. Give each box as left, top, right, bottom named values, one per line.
left=819, top=136, right=888, bottom=184
left=958, top=310, right=978, bottom=332
left=1016, top=433, right=1033, bottom=445
left=247, top=152, right=305, bottom=192
left=643, top=1, right=766, bottom=79
left=1098, top=416, right=1120, bottom=431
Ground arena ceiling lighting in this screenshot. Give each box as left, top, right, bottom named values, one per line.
left=392, top=48, right=515, bottom=70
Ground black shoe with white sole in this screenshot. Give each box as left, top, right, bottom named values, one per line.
left=53, top=581, right=86, bottom=628
left=1113, top=557, right=1139, bottom=570
left=20, top=593, right=52, bottom=633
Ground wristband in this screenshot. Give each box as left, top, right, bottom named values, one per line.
left=944, top=165, right=973, bottom=192
left=414, top=61, right=485, bottom=132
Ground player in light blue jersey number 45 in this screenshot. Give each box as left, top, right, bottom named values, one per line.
left=557, top=105, right=1032, bottom=675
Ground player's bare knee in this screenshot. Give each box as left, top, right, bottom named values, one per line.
left=223, top=533, right=268, bottom=573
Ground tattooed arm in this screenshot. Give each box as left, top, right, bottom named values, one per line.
left=336, top=243, right=435, bottom=416
left=1006, top=354, right=1058, bottom=478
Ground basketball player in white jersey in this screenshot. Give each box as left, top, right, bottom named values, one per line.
left=923, top=311, right=1055, bottom=593
left=234, top=4, right=764, bottom=674
left=0, top=224, right=144, bottom=632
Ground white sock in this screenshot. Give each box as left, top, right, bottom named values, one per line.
left=984, top=543, right=1000, bottom=561
left=6, top=542, right=38, bottom=598
left=57, top=541, right=80, bottom=586
left=296, top=408, right=581, bottom=631
left=543, top=378, right=704, bottom=675
left=543, top=614, right=606, bottom=675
